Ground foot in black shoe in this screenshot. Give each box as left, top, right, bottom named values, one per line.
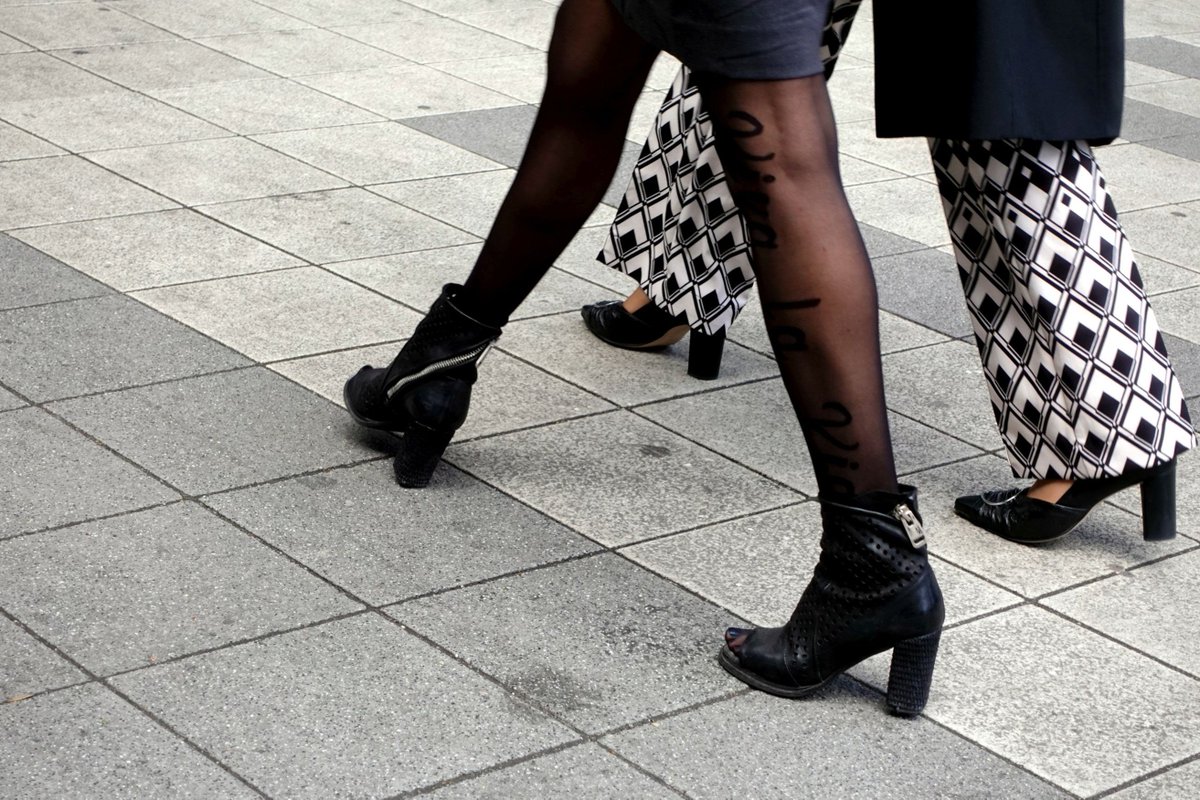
left=580, top=299, right=687, bottom=350
left=954, top=459, right=1178, bottom=544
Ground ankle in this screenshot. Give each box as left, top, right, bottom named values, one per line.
left=1026, top=478, right=1073, bottom=505
left=449, top=285, right=508, bottom=330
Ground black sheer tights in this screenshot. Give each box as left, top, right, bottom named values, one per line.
left=700, top=74, right=898, bottom=498
left=456, top=0, right=658, bottom=326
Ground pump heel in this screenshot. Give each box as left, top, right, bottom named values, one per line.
left=885, top=630, right=941, bottom=717
left=687, top=328, right=726, bottom=380
left=1140, top=460, right=1177, bottom=541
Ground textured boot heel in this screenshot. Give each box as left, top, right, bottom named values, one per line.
left=394, top=423, right=455, bottom=489
left=1140, top=461, right=1177, bottom=541
left=687, top=328, right=726, bottom=380
left=885, top=629, right=941, bottom=718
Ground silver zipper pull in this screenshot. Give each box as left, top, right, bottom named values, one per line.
left=893, top=504, right=926, bottom=549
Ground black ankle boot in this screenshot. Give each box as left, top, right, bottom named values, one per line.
left=580, top=299, right=726, bottom=380
left=343, top=283, right=501, bottom=488
left=954, top=458, right=1178, bottom=544
left=719, top=486, right=945, bottom=717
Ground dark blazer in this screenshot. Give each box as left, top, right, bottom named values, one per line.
left=872, top=0, right=1124, bottom=141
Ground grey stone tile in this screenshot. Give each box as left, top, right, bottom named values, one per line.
left=1119, top=98, right=1200, bottom=143
left=552, top=225, right=640, bottom=294
left=334, top=16, right=534, bottom=64
left=0, top=615, right=86, bottom=701
left=202, top=188, right=478, bottom=263
left=197, top=28, right=409, bottom=76
left=207, top=462, right=598, bottom=606
left=1123, top=201, right=1200, bottom=269
left=454, top=4, right=555, bottom=49
left=622, top=502, right=1021, bottom=629
left=604, top=688, right=1069, bottom=799
left=859, top=221, right=934, bottom=259
left=0, top=503, right=359, bottom=674
left=447, top=411, right=798, bottom=546
left=1127, top=36, right=1200, bottom=79
left=252, top=122, right=501, bottom=185
left=327, top=245, right=623, bottom=320
left=873, top=247, right=974, bottom=338
left=638, top=378, right=984, bottom=495
left=47, top=367, right=376, bottom=495
left=55, top=40, right=273, bottom=91
left=432, top=53, right=547, bottom=104
left=0, top=295, right=250, bottom=401
left=0, top=52, right=119, bottom=104
left=272, top=342, right=615, bottom=441
left=10, top=208, right=303, bottom=291
left=0, top=90, right=228, bottom=151
left=149, top=78, right=382, bottom=135
left=1102, top=142, right=1200, bottom=210
left=827, top=63, right=874, bottom=124
left=112, top=615, right=575, bottom=798
left=0, top=407, right=178, bottom=539
left=1126, top=1, right=1200, bottom=38
left=394, top=554, right=740, bottom=733
left=0, top=155, right=177, bottom=229
left=839, top=119, right=936, bottom=177
left=903, top=455, right=1193, bottom=598
left=1127, top=78, right=1200, bottom=121
left=903, top=607, right=1200, bottom=796
left=0, top=684, right=259, bottom=799
left=111, top=0, right=310, bottom=37
left=399, top=104, right=538, bottom=168
left=403, top=0, right=548, bottom=21
left=375, top=169, right=617, bottom=238
left=298, top=64, right=521, bottom=119
left=424, top=743, right=678, bottom=800
left=494, top=314, right=779, bottom=408
left=251, top=0, right=427, bottom=27
left=0, top=30, right=30, bottom=53
left=0, top=386, right=24, bottom=410
left=1044, top=549, right=1200, bottom=675
left=88, top=137, right=347, bottom=206
left=1148, top=286, right=1200, bottom=344
left=1108, top=760, right=1200, bottom=800
left=844, top=177, right=950, bottom=248
left=0, top=232, right=110, bottom=309
left=1126, top=60, right=1185, bottom=87
left=133, top=267, right=422, bottom=362
left=1139, top=253, right=1200, bottom=295
left=1147, top=131, right=1200, bottom=161
left=882, top=339, right=1000, bottom=451
left=1163, top=334, right=1200, bottom=407
left=0, top=2, right=177, bottom=49
left=0, top=120, right=63, bottom=160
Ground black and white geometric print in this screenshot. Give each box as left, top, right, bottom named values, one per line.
left=930, top=138, right=1194, bottom=479
left=599, top=0, right=863, bottom=335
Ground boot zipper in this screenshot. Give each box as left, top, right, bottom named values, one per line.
left=893, top=504, right=926, bottom=549
left=386, top=342, right=493, bottom=400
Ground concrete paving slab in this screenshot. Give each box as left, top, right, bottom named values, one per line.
left=0, top=407, right=178, bottom=539
left=1163, top=333, right=1200, bottom=405
left=0, top=155, right=177, bottom=230
left=252, top=121, right=502, bottom=185
left=1123, top=201, right=1200, bottom=271
left=47, top=367, right=377, bottom=495
left=0, top=232, right=110, bottom=309
left=845, top=176, right=952, bottom=247
left=251, top=0, right=427, bottom=27
left=495, top=314, right=779, bottom=408
left=0, top=386, right=24, bottom=410
left=1146, top=286, right=1200, bottom=344
left=1138, top=253, right=1200, bottom=295
left=0, top=502, right=359, bottom=675
left=133, top=266, right=422, bottom=362
left=0, top=90, right=228, bottom=152
left=0, top=120, right=64, bottom=160
left=430, top=53, right=547, bottom=104
left=202, top=187, right=478, bottom=263
left=0, top=52, right=121, bottom=104
left=904, top=455, right=1193, bottom=598
left=1102, top=141, right=1200, bottom=209
left=1119, top=98, right=1200, bottom=143
left=298, top=63, right=521, bottom=119
left=455, top=4, right=555, bottom=49
left=149, top=78, right=382, bottom=135
left=903, top=607, right=1200, bottom=796
left=334, top=16, right=535, bottom=64
left=882, top=339, right=1000, bottom=451
left=0, top=30, right=30, bottom=53
left=0, top=294, right=249, bottom=401
left=1127, top=77, right=1200, bottom=120
left=400, top=104, right=539, bottom=168
left=394, top=554, right=740, bottom=733
left=0, top=615, right=86, bottom=701
left=112, top=615, right=577, bottom=799
left=603, top=687, right=1069, bottom=799
left=621, top=501, right=1021, bottom=629
left=55, top=39, right=273, bottom=91
left=207, top=461, right=598, bottom=606
left=874, top=246, right=974, bottom=338
left=0, top=2, right=177, bottom=49
left=1045, top=549, right=1200, bottom=675
left=196, top=27, right=408, bottom=76
left=1109, top=759, right=1200, bottom=800
left=424, top=743, right=678, bottom=800
left=447, top=411, right=799, bottom=546
left=10, top=208, right=303, bottom=291
left=112, top=0, right=310, bottom=38
left=1147, top=131, right=1200, bottom=160
left=0, top=684, right=259, bottom=799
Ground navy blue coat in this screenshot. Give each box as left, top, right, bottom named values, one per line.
left=873, top=0, right=1124, bottom=141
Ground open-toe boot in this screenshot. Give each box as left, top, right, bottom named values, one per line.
left=719, top=486, right=944, bottom=717
left=344, top=283, right=501, bottom=488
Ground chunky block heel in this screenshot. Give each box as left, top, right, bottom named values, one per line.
left=687, top=328, right=726, bottom=380
left=886, top=629, right=941, bottom=717
left=393, top=423, right=455, bottom=489
left=1140, top=460, right=1177, bottom=541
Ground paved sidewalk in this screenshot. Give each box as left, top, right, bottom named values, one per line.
left=3, top=0, right=1200, bottom=797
